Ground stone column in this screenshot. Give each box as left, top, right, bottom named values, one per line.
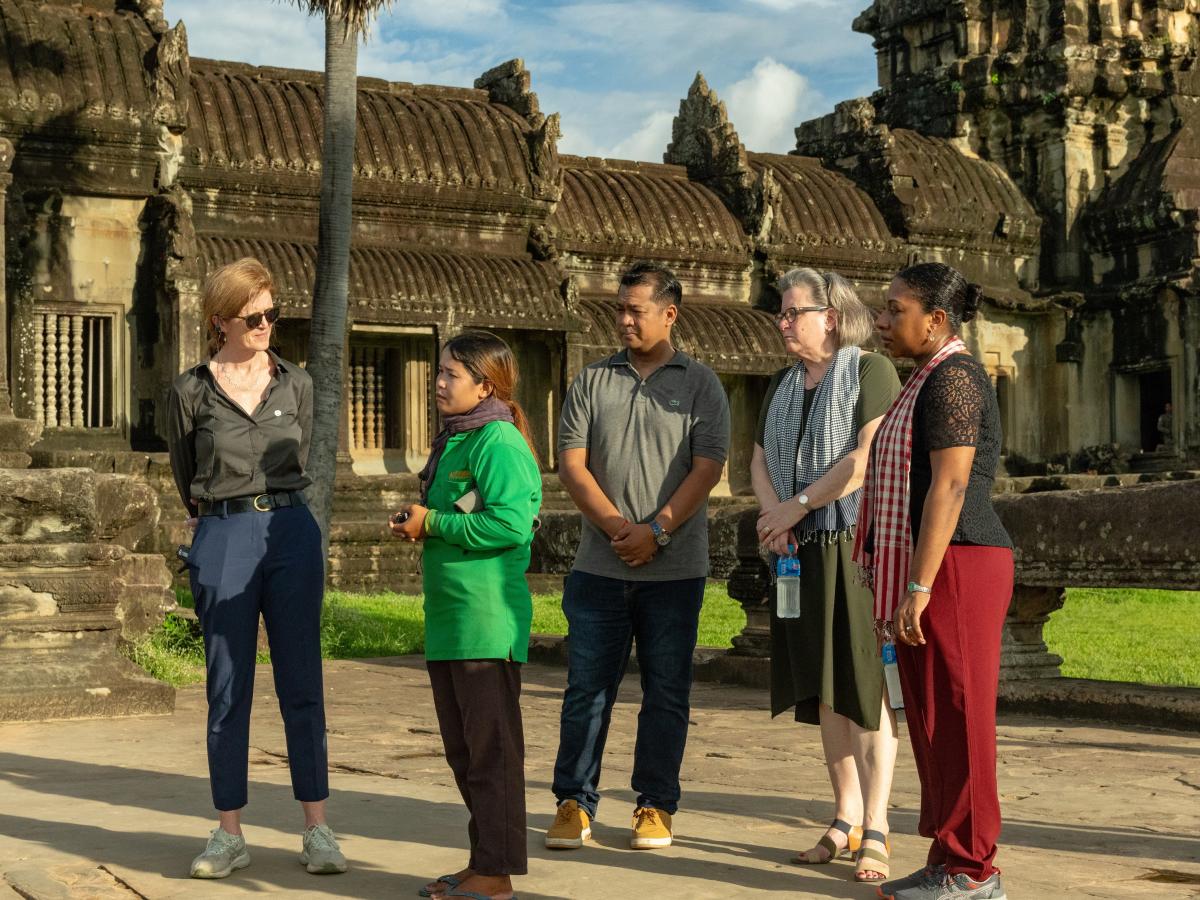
left=1001, top=585, right=1066, bottom=680
left=0, top=137, right=14, bottom=417
left=726, top=507, right=772, bottom=657
left=0, top=138, right=43, bottom=467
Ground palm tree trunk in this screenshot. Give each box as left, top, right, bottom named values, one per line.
left=305, top=12, right=358, bottom=561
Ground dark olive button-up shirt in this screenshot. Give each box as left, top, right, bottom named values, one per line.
left=166, top=351, right=313, bottom=516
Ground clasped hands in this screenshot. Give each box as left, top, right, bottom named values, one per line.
left=388, top=503, right=429, bottom=542
left=609, top=519, right=658, bottom=568
left=756, top=497, right=808, bottom=556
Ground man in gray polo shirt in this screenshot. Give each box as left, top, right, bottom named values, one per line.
left=546, top=262, right=731, bottom=852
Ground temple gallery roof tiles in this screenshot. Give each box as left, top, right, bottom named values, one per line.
left=882, top=130, right=1041, bottom=249
left=185, top=59, right=541, bottom=197
left=197, top=237, right=570, bottom=330
left=748, top=152, right=903, bottom=259
left=575, top=296, right=787, bottom=375
left=551, top=155, right=749, bottom=257
left=0, top=0, right=156, bottom=127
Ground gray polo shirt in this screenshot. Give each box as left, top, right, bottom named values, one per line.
left=558, top=349, right=731, bottom=582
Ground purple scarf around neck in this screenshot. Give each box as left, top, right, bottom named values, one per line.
left=418, top=395, right=514, bottom=504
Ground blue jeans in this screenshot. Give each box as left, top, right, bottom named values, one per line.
left=551, top=570, right=705, bottom=818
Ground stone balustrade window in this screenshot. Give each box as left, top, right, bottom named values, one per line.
left=348, top=334, right=434, bottom=473
left=29, top=311, right=115, bottom=429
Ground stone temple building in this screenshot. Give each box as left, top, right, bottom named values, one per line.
left=1, top=0, right=1197, bottom=513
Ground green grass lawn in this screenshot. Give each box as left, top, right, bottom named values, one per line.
left=1043, top=588, right=1199, bottom=688
left=129, top=583, right=746, bottom=687
left=126, top=585, right=1199, bottom=690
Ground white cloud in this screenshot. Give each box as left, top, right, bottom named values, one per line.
left=723, top=57, right=823, bottom=153
left=169, top=0, right=325, bottom=69
left=380, top=0, right=507, bottom=35
left=605, top=110, right=675, bottom=162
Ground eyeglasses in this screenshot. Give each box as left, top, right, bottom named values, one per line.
left=223, top=307, right=280, bottom=329
left=774, top=306, right=830, bottom=326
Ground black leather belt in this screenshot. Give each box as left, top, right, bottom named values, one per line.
left=198, top=491, right=307, bottom=517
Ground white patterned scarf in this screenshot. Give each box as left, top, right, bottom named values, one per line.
left=853, top=338, right=966, bottom=635
left=763, top=346, right=861, bottom=544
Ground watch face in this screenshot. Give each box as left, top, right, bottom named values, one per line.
left=656, top=532, right=671, bottom=546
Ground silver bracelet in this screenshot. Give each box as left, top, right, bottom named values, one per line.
left=906, top=581, right=932, bottom=595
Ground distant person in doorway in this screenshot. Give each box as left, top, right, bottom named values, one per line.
left=860, top=262, right=1014, bottom=900
left=546, top=262, right=730, bottom=852
left=751, top=268, right=901, bottom=882
left=391, top=331, right=541, bottom=900
left=1157, top=401, right=1174, bottom=450
left=167, top=257, right=346, bottom=879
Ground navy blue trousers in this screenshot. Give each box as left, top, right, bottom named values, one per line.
left=552, top=570, right=705, bottom=817
left=188, top=503, right=329, bottom=812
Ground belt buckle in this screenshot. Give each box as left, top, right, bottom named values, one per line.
left=252, top=493, right=273, bottom=512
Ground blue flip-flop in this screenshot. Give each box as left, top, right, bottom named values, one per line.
left=417, top=874, right=461, bottom=897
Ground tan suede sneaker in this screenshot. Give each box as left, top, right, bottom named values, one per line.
left=630, top=806, right=673, bottom=849
left=545, top=799, right=592, bottom=849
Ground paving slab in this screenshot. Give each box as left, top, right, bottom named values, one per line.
left=1, top=657, right=1198, bottom=899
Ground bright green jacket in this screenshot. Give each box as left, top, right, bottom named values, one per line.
left=422, top=420, right=542, bottom=662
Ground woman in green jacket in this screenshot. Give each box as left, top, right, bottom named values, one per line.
left=391, top=331, right=541, bottom=900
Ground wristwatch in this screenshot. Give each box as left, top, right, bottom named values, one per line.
left=795, top=493, right=811, bottom=513
left=649, top=520, right=672, bottom=547
left=907, top=581, right=932, bottom=595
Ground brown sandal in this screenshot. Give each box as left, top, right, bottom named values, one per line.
left=791, top=818, right=862, bottom=865
left=853, top=829, right=891, bottom=881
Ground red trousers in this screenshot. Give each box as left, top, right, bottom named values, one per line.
left=896, top=544, right=1014, bottom=882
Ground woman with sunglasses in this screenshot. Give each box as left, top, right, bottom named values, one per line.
left=167, top=257, right=347, bottom=880
left=750, top=268, right=902, bottom=883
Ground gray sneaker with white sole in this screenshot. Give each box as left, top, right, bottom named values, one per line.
left=301, top=823, right=349, bottom=874
left=189, top=827, right=250, bottom=879
left=887, top=871, right=1007, bottom=900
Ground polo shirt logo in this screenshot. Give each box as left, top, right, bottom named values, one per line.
left=448, top=469, right=473, bottom=481
left=669, top=399, right=680, bottom=407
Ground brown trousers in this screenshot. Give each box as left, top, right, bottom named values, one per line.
left=427, top=659, right=528, bottom=876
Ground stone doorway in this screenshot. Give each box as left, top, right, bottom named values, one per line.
left=1138, top=369, right=1172, bottom=452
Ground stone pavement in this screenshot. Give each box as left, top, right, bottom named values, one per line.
left=1, top=658, right=1198, bottom=899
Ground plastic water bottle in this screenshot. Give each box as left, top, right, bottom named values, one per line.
left=882, top=642, right=904, bottom=709
left=775, top=552, right=802, bottom=619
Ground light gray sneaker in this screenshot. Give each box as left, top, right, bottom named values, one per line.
left=300, top=823, right=349, bottom=874
left=890, top=871, right=1007, bottom=900
left=189, top=827, right=250, bottom=879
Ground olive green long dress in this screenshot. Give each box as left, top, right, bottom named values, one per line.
left=755, top=352, right=901, bottom=730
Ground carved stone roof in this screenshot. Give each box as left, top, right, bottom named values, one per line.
left=1087, top=122, right=1200, bottom=251
left=883, top=130, right=1041, bottom=250
left=551, top=155, right=749, bottom=259
left=185, top=59, right=543, bottom=199
left=197, top=237, right=570, bottom=330
left=0, top=0, right=157, bottom=128
left=574, top=297, right=786, bottom=375
left=748, top=153, right=904, bottom=265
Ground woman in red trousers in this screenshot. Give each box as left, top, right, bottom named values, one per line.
left=856, top=262, right=1013, bottom=900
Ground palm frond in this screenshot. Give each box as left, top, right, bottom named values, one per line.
left=285, top=0, right=393, bottom=36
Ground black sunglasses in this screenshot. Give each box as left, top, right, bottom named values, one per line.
left=224, top=307, right=280, bottom=329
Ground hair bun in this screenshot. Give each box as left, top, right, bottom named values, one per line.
left=961, top=284, right=983, bottom=323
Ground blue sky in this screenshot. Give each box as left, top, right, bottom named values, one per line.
left=165, top=0, right=878, bottom=161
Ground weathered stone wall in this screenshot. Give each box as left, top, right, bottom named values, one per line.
left=0, top=466, right=175, bottom=721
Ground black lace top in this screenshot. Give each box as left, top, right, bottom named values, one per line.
left=910, top=354, right=1012, bottom=548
